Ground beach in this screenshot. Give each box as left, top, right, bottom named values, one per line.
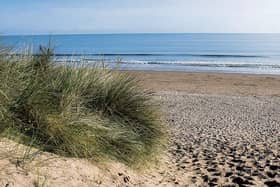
left=2, top=0, right=280, bottom=186
left=142, top=71, right=280, bottom=186
left=1, top=71, right=280, bottom=187
left=127, top=71, right=280, bottom=96
left=2, top=0, right=280, bottom=185
left=157, top=93, right=280, bottom=186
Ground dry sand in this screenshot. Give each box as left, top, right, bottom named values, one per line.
left=158, top=92, right=280, bottom=186
left=126, top=71, right=280, bottom=96
left=1, top=71, right=280, bottom=187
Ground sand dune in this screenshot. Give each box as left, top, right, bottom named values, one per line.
left=1, top=72, right=280, bottom=187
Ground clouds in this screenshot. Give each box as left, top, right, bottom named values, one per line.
left=1, top=0, right=280, bottom=34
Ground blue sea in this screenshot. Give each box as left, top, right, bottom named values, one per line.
left=2, top=33, right=280, bottom=74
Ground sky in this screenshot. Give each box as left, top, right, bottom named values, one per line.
left=1, top=0, right=280, bottom=35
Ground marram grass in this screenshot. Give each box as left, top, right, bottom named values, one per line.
left=0, top=46, right=165, bottom=165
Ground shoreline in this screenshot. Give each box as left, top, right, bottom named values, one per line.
left=122, top=70, right=280, bottom=96
left=122, top=69, right=280, bottom=77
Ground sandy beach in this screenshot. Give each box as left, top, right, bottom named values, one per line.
left=2, top=1, right=280, bottom=186
left=1, top=71, right=280, bottom=187
left=136, top=71, right=280, bottom=186
left=158, top=92, right=280, bottom=186
left=127, top=71, right=280, bottom=96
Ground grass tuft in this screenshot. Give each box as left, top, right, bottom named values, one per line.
left=0, top=46, right=165, bottom=165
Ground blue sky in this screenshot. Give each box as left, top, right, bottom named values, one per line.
left=1, top=0, right=280, bottom=34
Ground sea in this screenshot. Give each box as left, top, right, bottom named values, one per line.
left=2, top=33, right=280, bottom=75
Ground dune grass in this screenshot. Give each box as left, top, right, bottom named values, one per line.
left=0, top=46, right=165, bottom=166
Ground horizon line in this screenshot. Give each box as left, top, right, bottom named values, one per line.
left=2, top=32, right=280, bottom=36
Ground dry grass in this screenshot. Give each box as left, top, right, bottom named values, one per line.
left=0, top=46, right=165, bottom=166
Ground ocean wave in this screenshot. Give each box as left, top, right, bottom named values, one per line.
left=53, top=53, right=266, bottom=58
left=146, top=62, right=280, bottom=68
left=55, top=58, right=280, bottom=69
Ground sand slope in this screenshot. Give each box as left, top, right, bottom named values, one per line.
left=0, top=138, right=164, bottom=187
